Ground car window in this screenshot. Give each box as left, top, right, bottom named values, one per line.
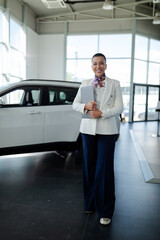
left=48, top=87, right=78, bottom=105
left=22, top=88, right=41, bottom=106
left=31, top=89, right=40, bottom=105
left=49, top=90, right=55, bottom=103
left=0, top=87, right=41, bottom=107
left=0, top=89, right=24, bottom=106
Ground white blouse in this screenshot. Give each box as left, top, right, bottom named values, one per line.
left=94, top=80, right=106, bottom=134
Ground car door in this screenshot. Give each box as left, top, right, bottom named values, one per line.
left=0, top=86, right=44, bottom=148
left=43, top=86, right=81, bottom=143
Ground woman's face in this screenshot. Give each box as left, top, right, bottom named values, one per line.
left=91, top=56, right=107, bottom=78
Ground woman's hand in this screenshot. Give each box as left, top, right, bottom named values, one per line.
left=89, top=110, right=102, bottom=119
left=85, top=101, right=96, bottom=111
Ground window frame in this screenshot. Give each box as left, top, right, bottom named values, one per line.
left=0, top=86, right=43, bottom=108
left=47, top=86, right=78, bottom=106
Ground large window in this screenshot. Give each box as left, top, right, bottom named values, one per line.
left=0, top=9, right=26, bottom=86
left=149, top=39, right=160, bottom=62
left=0, top=10, right=8, bottom=43
left=67, top=34, right=132, bottom=83
left=99, top=34, right=132, bottom=58
left=135, top=35, right=148, bottom=60
left=66, top=34, right=132, bottom=120
left=134, top=35, right=160, bottom=85
left=134, top=60, right=147, bottom=84
left=66, top=33, right=160, bottom=122
left=133, top=84, right=159, bottom=122
left=67, top=35, right=98, bottom=81
left=10, top=18, right=26, bottom=52
left=67, top=35, right=98, bottom=59
left=10, top=18, right=26, bottom=82
left=0, top=44, right=8, bottom=75
left=0, top=10, right=8, bottom=85
left=133, top=35, right=160, bottom=122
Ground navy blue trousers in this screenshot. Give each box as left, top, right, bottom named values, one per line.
left=81, top=133, right=116, bottom=219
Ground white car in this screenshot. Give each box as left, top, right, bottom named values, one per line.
left=0, top=80, right=82, bottom=155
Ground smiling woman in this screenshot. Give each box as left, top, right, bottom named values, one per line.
left=91, top=54, right=107, bottom=78
left=72, top=52, right=123, bottom=225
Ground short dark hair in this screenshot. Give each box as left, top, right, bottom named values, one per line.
left=92, top=53, right=106, bottom=63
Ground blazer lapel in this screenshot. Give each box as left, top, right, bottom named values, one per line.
left=101, top=77, right=113, bottom=107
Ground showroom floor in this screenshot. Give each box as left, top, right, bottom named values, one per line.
left=0, top=122, right=160, bottom=240
left=130, top=121, right=160, bottom=183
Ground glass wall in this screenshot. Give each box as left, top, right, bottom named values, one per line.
left=133, top=35, right=160, bottom=122
left=0, top=9, right=26, bottom=85
left=67, top=34, right=132, bottom=82
left=67, top=35, right=98, bottom=82
left=66, top=33, right=160, bottom=122
left=133, top=84, right=159, bottom=122
left=67, top=34, right=132, bottom=120
left=133, top=85, right=147, bottom=121
left=134, top=35, right=160, bottom=85
left=0, top=10, right=8, bottom=85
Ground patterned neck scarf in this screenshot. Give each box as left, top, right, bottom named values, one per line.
left=92, top=74, right=106, bottom=88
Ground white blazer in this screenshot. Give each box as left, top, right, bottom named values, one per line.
left=72, top=77, right=123, bottom=135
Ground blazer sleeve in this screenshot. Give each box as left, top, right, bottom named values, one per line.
left=72, top=83, right=86, bottom=114
left=101, top=81, right=123, bottom=119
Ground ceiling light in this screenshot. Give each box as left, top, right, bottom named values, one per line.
left=103, top=0, right=114, bottom=10
left=41, top=0, right=67, bottom=9
left=152, top=12, right=160, bottom=24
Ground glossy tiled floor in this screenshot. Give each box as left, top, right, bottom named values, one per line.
left=0, top=123, right=160, bottom=240
left=130, top=122, right=160, bottom=181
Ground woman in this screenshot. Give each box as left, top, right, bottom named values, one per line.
left=72, top=53, right=123, bottom=225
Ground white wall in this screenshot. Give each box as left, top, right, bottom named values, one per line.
left=26, top=27, right=38, bottom=79
left=26, top=29, right=65, bottom=80
left=38, top=34, right=64, bottom=80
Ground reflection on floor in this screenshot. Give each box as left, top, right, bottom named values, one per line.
left=130, top=122, right=160, bottom=183
left=0, top=123, right=160, bottom=240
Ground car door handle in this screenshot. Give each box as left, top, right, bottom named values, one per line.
left=28, top=111, right=41, bottom=115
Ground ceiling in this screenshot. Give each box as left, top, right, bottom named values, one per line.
left=21, top=0, right=160, bottom=23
